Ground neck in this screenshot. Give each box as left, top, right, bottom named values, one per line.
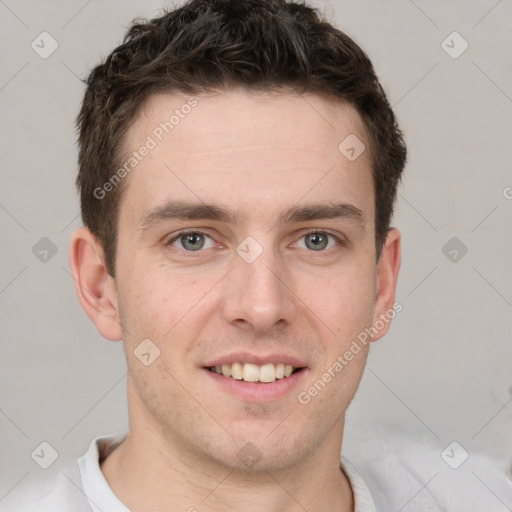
left=100, top=423, right=354, bottom=512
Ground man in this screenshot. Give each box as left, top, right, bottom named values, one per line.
left=11, top=0, right=407, bottom=510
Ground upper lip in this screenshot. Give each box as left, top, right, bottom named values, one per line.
left=204, top=352, right=307, bottom=368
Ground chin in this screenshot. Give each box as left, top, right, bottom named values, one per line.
left=201, top=428, right=317, bottom=474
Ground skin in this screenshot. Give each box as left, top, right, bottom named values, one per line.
left=69, top=89, right=400, bottom=512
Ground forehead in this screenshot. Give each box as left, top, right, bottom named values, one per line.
left=129, top=89, right=368, bottom=158
left=119, top=89, right=374, bottom=227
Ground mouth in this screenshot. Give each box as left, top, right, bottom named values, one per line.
left=202, top=354, right=309, bottom=401
left=207, top=362, right=303, bottom=383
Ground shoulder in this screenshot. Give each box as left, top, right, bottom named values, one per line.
left=2, top=463, right=91, bottom=512
left=3, top=432, right=127, bottom=512
left=344, top=430, right=512, bottom=512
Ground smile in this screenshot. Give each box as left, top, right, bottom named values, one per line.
left=208, top=362, right=300, bottom=383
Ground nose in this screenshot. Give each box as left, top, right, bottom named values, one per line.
left=220, top=244, right=297, bottom=334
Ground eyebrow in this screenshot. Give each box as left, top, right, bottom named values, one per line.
left=137, top=200, right=365, bottom=233
left=281, top=203, right=364, bottom=226
left=138, top=201, right=241, bottom=232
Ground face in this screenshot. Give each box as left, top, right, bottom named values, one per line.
left=92, top=90, right=399, bottom=472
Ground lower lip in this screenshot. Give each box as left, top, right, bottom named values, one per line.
left=203, top=368, right=308, bottom=402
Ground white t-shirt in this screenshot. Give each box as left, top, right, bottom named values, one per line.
left=3, top=432, right=511, bottom=511
left=3, top=432, right=376, bottom=511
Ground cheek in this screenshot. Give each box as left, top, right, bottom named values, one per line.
left=117, top=265, right=212, bottom=354
left=120, top=263, right=176, bottom=319
left=305, top=263, right=376, bottom=341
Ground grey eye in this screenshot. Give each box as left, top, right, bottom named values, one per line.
left=182, top=233, right=204, bottom=250
left=304, top=232, right=329, bottom=251
left=171, top=232, right=214, bottom=251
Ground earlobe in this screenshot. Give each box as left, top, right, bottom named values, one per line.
left=371, top=228, right=401, bottom=342
left=68, top=227, right=123, bottom=341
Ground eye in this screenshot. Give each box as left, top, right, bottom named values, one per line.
left=168, top=231, right=216, bottom=251
left=295, top=231, right=340, bottom=251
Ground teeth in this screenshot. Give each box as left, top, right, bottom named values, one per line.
left=209, top=362, right=299, bottom=383
left=221, top=364, right=231, bottom=377
left=231, top=362, right=243, bottom=380
left=259, top=363, right=276, bottom=383
left=242, top=363, right=260, bottom=382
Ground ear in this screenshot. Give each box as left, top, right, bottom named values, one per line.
left=68, top=227, right=122, bottom=341
left=371, top=228, right=401, bottom=342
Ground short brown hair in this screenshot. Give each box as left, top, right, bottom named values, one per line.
left=76, top=0, right=406, bottom=276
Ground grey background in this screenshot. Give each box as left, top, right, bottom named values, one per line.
left=1, top=0, right=511, bottom=508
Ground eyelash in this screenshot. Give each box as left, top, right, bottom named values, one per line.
left=166, top=229, right=344, bottom=252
